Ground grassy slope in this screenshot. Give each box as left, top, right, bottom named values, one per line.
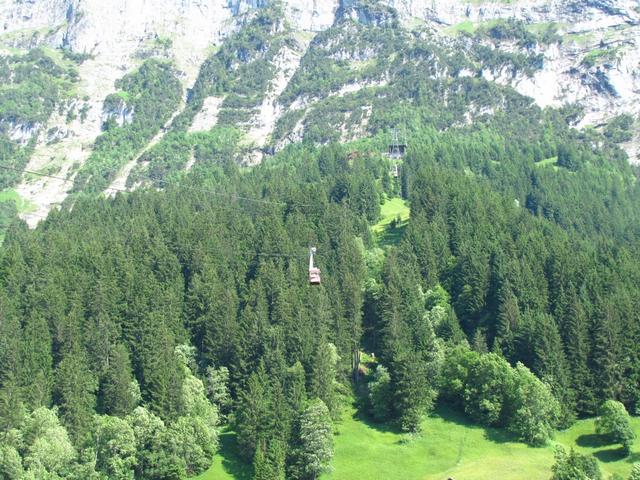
left=0, top=189, right=36, bottom=213
left=193, top=429, right=251, bottom=480
left=325, top=406, right=554, bottom=480
left=195, top=407, right=640, bottom=480
left=536, top=156, right=558, bottom=167
left=0, top=189, right=36, bottom=244
left=372, top=197, right=410, bottom=246
left=372, top=197, right=410, bottom=233
left=555, top=417, right=640, bottom=478
left=327, top=407, right=640, bottom=480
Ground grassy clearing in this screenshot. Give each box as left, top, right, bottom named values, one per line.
left=555, top=417, right=640, bottom=479
left=535, top=156, right=558, bottom=170
left=445, top=20, right=476, bottom=35
left=350, top=58, right=378, bottom=72
left=192, top=407, right=640, bottom=480
left=325, top=405, right=554, bottom=480
left=444, top=17, right=506, bottom=36
left=40, top=46, right=77, bottom=70
left=582, top=47, right=621, bottom=67
left=526, top=22, right=562, bottom=34
left=0, top=189, right=36, bottom=214
left=372, top=197, right=410, bottom=234
left=326, top=406, right=640, bottom=480
left=192, top=429, right=251, bottom=480
left=372, top=197, right=410, bottom=246
left=565, top=31, right=596, bottom=46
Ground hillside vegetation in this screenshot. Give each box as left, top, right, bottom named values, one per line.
left=1, top=128, right=640, bottom=478
left=197, top=406, right=640, bottom=480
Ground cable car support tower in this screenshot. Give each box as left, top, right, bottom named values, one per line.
left=388, top=128, right=406, bottom=181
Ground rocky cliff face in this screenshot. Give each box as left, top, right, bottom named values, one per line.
left=391, top=0, right=639, bottom=25
left=1, top=0, right=639, bottom=225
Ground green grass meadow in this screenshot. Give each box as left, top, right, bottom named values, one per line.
left=372, top=197, right=410, bottom=246
left=0, top=189, right=36, bottom=244
left=325, top=406, right=554, bottom=480
left=535, top=156, right=558, bottom=167
left=555, top=417, right=640, bottom=479
left=194, top=405, right=640, bottom=480
left=0, top=188, right=35, bottom=214
left=192, top=429, right=251, bottom=480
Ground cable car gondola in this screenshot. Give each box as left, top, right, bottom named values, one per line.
left=309, top=247, right=321, bottom=285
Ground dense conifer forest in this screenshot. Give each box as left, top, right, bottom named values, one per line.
left=1, top=119, right=640, bottom=477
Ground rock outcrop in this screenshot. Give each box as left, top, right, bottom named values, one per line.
left=1, top=0, right=638, bottom=226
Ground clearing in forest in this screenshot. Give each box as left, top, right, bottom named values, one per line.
left=0, top=189, right=36, bottom=214
left=194, top=406, right=640, bottom=480
left=372, top=197, right=410, bottom=246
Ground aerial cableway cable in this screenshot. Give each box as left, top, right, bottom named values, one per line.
left=0, top=165, right=323, bottom=283
left=0, top=164, right=313, bottom=208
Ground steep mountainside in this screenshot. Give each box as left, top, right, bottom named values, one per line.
left=0, top=0, right=638, bottom=224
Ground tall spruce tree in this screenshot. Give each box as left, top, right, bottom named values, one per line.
left=54, top=341, right=97, bottom=444
left=20, top=312, right=53, bottom=410
left=310, top=342, right=339, bottom=418
left=100, top=343, right=138, bottom=417
left=293, top=399, right=333, bottom=480
left=235, top=363, right=274, bottom=460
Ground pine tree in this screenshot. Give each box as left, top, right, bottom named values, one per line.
left=100, top=343, right=138, bottom=417
left=84, top=312, right=119, bottom=377
left=403, top=213, right=438, bottom=286
left=494, top=282, right=520, bottom=358
left=138, top=314, right=184, bottom=420
left=591, top=300, right=623, bottom=402
left=333, top=231, right=365, bottom=379
left=253, top=441, right=269, bottom=480
left=253, top=439, right=285, bottom=480
left=560, top=285, right=594, bottom=415
left=284, top=362, right=307, bottom=413
left=188, top=264, right=240, bottom=368
left=0, top=292, right=20, bottom=387
left=0, top=377, right=25, bottom=432
left=471, top=329, right=489, bottom=354
left=20, top=312, right=53, bottom=409
left=294, top=399, right=333, bottom=480
left=54, top=342, right=97, bottom=444
left=453, top=243, right=489, bottom=333
left=518, top=311, right=575, bottom=427
left=310, top=342, right=339, bottom=418
left=235, top=364, right=274, bottom=460
left=368, top=364, right=392, bottom=421
left=392, top=354, right=433, bottom=433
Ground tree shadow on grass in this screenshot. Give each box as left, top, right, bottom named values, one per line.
left=482, top=426, right=522, bottom=445
left=433, top=405, right=521, bottom=445
left=218, top=430, right=252, bottom=480
left=351, top=407, right=403, bottom=435
left=626, top=452, right=640, bottom=464
left=593, top=447, right=629, bottom=463
left=575, top=433, right=610, bottom=449
left=377, top=222, right=407, bottom=247
left=435, top=405, right=476, bottom=428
